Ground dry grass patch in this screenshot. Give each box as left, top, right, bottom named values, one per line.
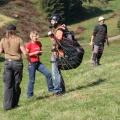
left=0, top=14, right=14, bottom=27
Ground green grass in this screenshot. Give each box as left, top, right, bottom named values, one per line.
left=0, top=38, right=120, bottom=120
left=0, top=18, right=3, bottom=22
left=0, top=0, right=120, bottom=120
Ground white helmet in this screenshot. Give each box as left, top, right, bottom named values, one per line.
left=98, top=16, right=105, bottom=21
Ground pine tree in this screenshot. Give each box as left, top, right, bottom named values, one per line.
left=0, top=0, right=9, bottom=5
left=39, top=0, right=83, bottom=22
left=64, top=0, right=83, bottom=22
left=39, top=0, right=65, bottom=20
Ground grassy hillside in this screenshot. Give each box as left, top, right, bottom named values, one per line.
left=0, top=14, right=14, bottom=27
left=0, top=0, right=120, bottom=41
left=0, top=37, right=120, bottom=120
left=0, top=0, right=49, bottom=40
left=70, top=0, right=120, bottom=42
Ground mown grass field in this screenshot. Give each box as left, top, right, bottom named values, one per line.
left=0, top=38, right=120, bottom=120
left=0, top=0, right=120, bottom=120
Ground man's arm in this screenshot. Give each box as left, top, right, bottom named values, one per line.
left=55, top=30, right=63, bottom=40
left=89, top=35, right=95, bottom=46
left=0, top=48, right=3, bottom=56
left=48, top=31, right=57, bottom=45
left=105, top=25, right=109, bottom=47
left=105, top=36, right=109, bottom=47
left=89, top=25, right=98, bottom=46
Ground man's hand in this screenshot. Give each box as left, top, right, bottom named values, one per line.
left=48, top=31, right=52, bottom=36
left=107, top=41, right=109, bottom=47
left=106, top=38, right=109, bottom=47
left=89, top=41, right=93, bottom=46
left=48, top=31, right=54, bottom=38
left=0, top=48, right=3, bottom=55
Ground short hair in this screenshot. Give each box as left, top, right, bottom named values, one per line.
left=30, top=31, right=39, bottom=39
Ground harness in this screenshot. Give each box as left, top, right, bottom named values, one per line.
left=51, top=27, right=84, bottom=70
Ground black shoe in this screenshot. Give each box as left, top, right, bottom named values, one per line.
left=12, top=105, right=20, bottom=109
left=27, top=95, right=34, bottom=98
left=61, top=91, right=66, bottom=94
left=49, top=89, right=54, bottom=92
left=54, top=91, right=66, bottom=97
left=96, top=62, right=101, bottom=66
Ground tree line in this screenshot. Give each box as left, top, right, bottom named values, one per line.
left=38, top=0, right=109, bottom=22
left=0, top=0, right=109, bottom=23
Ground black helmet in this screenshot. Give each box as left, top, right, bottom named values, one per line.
left=49, top=13, right=62, bottom=28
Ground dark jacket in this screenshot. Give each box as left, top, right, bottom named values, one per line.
left=93, top=24, right=107, bottom=45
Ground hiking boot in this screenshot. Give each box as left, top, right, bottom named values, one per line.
left=13, top=105, right=20, bottom=109
left=54, top=93, right=60, bottom=97
left=53, top=91, right=65, bottom=97
left=96, top=62, right=101, bottom=66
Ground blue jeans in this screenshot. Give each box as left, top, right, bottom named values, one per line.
left=51, top=53, right=66, bottom=94
left=27, top=62, right=54, bottom=97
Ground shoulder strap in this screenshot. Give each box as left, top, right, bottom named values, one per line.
left=57, top=28, right=69, bottom=38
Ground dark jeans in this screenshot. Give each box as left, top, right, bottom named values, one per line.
left=27, top=62, right=54, bottom=97
left=3, top=60, right=23, bottom=110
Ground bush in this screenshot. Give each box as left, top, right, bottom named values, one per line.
left=117, top=18, right=120, bottom=31
left=0, top=0, right=10, bottom=5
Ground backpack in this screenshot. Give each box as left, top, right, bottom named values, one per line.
left=55, top=28, right=84, bottom=70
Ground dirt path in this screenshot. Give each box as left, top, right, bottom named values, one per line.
left=108, top=35, right=120, bottom=41
left=0, top=14, right=14, bottom=27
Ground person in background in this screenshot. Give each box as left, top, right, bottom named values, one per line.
left=48, top=13, right=66, bottom=96
left=0, top=24, right=32, bottom=111
left=26, top=31, right=54, bottom=98
left=89, top=16, right=109, bottom=66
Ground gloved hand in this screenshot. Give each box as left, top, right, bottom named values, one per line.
left=48, top=31, right=54, bottom=37
left=48, top=31, right=52, bottom=36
